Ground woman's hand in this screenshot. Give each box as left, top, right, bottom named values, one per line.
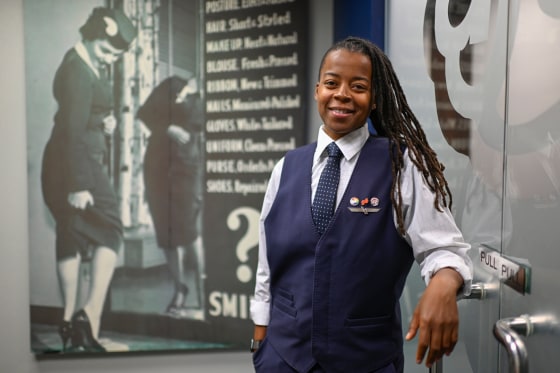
left=405, top=267, right=464, bottom=368
left=252, top=325, right=267, bottom=353
left=103, top=114, right=117, bottom=135
left=167, top=124, right=191, bottom=144
left=68, top=190, right=94, bottom=210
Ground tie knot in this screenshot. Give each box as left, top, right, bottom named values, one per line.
left=326, top=142, right=342, bottom=159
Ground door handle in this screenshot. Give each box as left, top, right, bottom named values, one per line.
left=457, top=281, right=501, bottom=300
left=493, top=314, right=558, bottom=373
left=457, top=282, right=488, bottom=300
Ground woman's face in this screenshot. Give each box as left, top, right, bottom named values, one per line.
left=315, top=49, right=375, bottom=140
left=91, top=39, right=124, bottom=66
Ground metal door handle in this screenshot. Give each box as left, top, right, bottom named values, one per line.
left=457, top=282, right=488, bottom=300
left=493, top=314, right=558, bottom=373
left=457, top=281, right=501, bottom=300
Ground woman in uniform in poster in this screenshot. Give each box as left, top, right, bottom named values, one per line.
left=41, top=7, right=136, bottom=352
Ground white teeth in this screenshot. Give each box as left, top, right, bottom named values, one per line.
left=333, top=109, right=350, bottom=114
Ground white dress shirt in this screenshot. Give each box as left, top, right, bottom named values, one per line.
left=250, top=124, right=473, bottom=326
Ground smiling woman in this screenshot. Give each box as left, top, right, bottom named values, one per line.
left=250, top=37, right=473, bottom=373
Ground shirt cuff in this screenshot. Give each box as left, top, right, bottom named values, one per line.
left=250, top=299, right=270, bottom=326
left=421, top=251, right=474, bottom=296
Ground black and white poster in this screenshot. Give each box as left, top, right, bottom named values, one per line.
left=25, top=0, right=307, bottom=355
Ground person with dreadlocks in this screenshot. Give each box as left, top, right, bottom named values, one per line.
left=249, top=36, right=473, bottom=373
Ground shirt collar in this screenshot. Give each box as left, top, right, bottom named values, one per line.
left=315, top=124, right=370, bottom=163
left=74, top=41, right=99, bottom=78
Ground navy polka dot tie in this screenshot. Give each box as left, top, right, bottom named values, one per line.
left=312, top=142, right=343, bottom=235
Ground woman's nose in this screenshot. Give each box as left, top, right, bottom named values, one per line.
left=334, top=86, right=350, bottom=99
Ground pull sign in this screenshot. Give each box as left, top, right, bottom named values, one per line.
left=478, top=246, right=531, bottom=294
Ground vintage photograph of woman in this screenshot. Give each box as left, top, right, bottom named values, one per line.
left=26, top=1, right=210, bottom=354
left=40, top=7, right=136, bottom=352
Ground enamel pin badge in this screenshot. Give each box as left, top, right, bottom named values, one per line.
left=348, top=196, right=380, bottom=215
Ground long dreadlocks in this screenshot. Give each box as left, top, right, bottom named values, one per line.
left=320, top=36, right=452, bottom=235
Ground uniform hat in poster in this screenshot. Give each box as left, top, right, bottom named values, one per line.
left=105, top=8, right=136, bottom=50
left=80, top=7, right=137, bottom=50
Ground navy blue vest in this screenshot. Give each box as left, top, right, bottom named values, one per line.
left=264, top=136, right=414, bottom=373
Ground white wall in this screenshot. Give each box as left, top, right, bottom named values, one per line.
left=0, top=0, right=332, bottom=372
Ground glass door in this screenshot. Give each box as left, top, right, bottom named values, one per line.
left=388, top=1, right=509, bottom=371
left=389, top=0, right=560, bottom=371
left=497, top=0, right=560, bottom=371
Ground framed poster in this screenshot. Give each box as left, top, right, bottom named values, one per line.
left=25, top=0, right=308, bottom=355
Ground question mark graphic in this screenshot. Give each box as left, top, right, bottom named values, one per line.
left=227, top=206, right=260, bottom=283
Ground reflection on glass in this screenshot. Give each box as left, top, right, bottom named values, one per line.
left=423, top=0, right=509, bottom=251
left=422, top=0, right=560, bottom=372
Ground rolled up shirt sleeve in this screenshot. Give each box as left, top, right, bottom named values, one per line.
left=399, top=150, right=474, bottom=295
